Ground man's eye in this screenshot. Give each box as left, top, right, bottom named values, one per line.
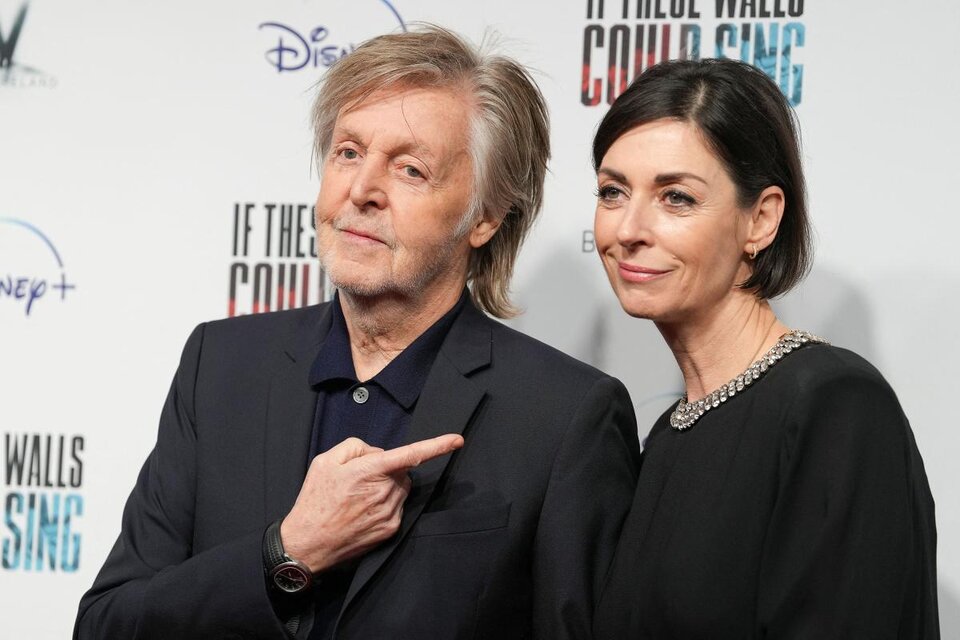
left=341, top=149, right=359, bottom=160
left=404, top=166, right=423, bottom=179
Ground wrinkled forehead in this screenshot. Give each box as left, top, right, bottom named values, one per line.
left=332, top=85, right=474, bottom=163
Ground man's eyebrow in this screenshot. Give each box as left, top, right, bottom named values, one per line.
left=653, top=172, right=708, bottom=185
left=393, top=140, right=437, bottom=162
left=331, top=127, right=366, bottom=146
left=331, top=127, right=438, bottom=162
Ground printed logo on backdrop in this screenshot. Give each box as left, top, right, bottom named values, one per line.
left=0, top=218, right=77, bottom=317
left=580, top=0, right=805, bottom=107
left=228, top=203, right=332, bottom=317
left=258, top=0, right=406, bottom=73
left=579, top=0, right=805, bottom=253
left=2, top=433, right=84, bottom=572
left=0, top=2, right=57, bottom=89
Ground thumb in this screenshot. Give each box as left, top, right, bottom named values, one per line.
left=329, top=437, right=382, bottom=464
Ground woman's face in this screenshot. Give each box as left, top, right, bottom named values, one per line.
left=594, top=118, right=756, bottom=324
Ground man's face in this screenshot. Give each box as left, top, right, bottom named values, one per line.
left=316, top=86, right=487, bottom=305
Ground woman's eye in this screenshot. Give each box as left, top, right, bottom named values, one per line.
left=596, top=185, right=624, bottom=201
left=664, top=190, right=695, bottom=206
left=404, top=165, right=423, bottom=179
left=338, top=148, right=359, bottom=160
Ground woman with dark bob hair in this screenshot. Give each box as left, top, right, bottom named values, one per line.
left=591, top=59, right=939, bottom=638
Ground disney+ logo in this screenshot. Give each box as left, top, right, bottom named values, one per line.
left=258, top=0, right=405, bottom=73
left=0, top=219, right=76, bottom=317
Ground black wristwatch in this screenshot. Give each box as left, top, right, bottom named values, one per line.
left=263, top=518, right=313, bottom=594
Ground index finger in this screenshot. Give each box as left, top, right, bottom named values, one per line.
left=372, top=434, right=464, bottom=474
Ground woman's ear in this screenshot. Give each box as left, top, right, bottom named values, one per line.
left=744, top=186, right=785, bottom=257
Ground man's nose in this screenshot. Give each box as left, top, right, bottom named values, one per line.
left=349, top=156, right=388, bottom=211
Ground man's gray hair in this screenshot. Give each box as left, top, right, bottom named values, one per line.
left=311, top=24, right=550, bottom=319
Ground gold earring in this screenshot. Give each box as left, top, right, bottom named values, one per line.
left=749, top=243, right=759, bottom=260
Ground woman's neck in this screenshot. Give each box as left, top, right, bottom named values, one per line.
left=655, top=292, right=789, bottom=402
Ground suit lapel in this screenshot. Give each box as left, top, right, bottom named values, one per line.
left=337, top=300, right=492, bottom=618
left=262, top=304, right=332, bottom=523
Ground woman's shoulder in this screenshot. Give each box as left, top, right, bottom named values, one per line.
left=769, top=341, right=911, bottom=452
left=769, top=341, right=896, bottom=403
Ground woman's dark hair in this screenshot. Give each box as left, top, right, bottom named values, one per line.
left=593, top=58, right=811, bottom=299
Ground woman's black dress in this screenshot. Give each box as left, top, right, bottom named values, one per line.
left=593, top=343, right=939, bottom=639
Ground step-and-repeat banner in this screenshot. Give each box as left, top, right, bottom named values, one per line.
left=3, top=0, right=958, bottom=636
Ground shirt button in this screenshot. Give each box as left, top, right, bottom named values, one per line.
left=352, top=386, right=369, bottom=404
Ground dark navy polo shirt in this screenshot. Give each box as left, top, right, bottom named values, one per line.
left=305, top=290, right=467, bottom=640
left=307, top=290, right=467, bottom=458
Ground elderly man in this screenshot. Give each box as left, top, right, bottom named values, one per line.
left=75, top=26, right=640, bottom=640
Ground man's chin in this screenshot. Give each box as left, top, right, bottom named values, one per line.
left=321, top=259, right=389, bottom=297
left=328, top=274, right=403, bottom=300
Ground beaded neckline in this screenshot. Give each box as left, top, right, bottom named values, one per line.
left=669, top=330, right=827, bottom=431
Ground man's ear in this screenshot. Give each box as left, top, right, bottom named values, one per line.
left=744, top=186, right=784, bottom=255
left=468, top=207, right=508, bottom=249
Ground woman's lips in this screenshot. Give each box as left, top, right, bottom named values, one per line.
left=617, top=262, right=671, bottom=283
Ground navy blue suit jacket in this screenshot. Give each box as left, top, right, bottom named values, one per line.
left=75, top=299, right=641, bottom=639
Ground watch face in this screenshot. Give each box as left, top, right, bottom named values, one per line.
left=272, top=562, right=311, bottom=593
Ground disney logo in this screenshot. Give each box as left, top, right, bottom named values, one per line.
left=258, top=22, right=354, bottom=72
left=0, top=218, right=76, bottom=317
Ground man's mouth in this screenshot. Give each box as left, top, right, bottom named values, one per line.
left=337, top=225, right=387, bottom=246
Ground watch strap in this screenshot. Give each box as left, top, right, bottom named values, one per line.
left=262, top=518, right=313, bottom=594
left=263, top=519, right=287, bottom=571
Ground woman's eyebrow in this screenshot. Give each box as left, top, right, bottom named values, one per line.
left=653, top=172, right=707, bottom=185
left=597, top=167, right=629, bottom=184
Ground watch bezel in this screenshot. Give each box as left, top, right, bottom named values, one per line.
left=270, top=559, right=313, bottom=594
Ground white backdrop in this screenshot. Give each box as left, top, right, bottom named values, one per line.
left=2, top=1, right=958, bottom=637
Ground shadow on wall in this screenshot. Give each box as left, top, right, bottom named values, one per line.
left=939, top=584, right=958, bottom=637
left=771, top=264, right=880, bottom=366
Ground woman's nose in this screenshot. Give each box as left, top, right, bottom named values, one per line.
left=616, top=203, right=653, bottom=248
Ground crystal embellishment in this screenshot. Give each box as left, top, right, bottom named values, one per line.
left=669, top=330, right=826, bottom=431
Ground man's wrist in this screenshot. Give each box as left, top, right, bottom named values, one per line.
left=262, top=519, right=314, bottom=595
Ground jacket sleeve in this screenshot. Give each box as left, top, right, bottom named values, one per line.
left=73, top=324, right=296, bottom=640
left=755, top=366, right=939, bottom=639
left=532, top=375, right=642, bottom=640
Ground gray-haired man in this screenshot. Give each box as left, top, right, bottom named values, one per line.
left=76, top=26, right=640, bottom=640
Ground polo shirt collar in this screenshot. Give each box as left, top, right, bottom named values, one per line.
left=308, top=290, right=468, bottom=410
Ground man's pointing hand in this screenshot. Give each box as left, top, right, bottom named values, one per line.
left=281, top=434, right=464, bottom=573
